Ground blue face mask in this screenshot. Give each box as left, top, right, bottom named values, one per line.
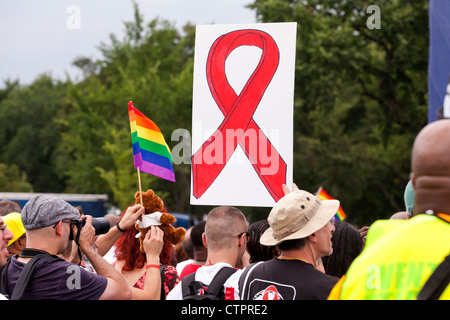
left=404, top=180, right=415, bottom=217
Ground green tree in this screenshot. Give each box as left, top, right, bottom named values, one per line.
left=0, top=1, right=429, bottom=226
left=0, top=74, right=70, bottom=192
left=248, top=0, right=428, bottom=225
left=0, top=163, right=33, bottom=192
left=58, top=5, right=195, bottom=210
left=0, top=79, right=19, bottom=104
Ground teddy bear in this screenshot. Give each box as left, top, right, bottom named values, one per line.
left=134, top=189, right=186, bottom=252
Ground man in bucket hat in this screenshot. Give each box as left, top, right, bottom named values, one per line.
left=239, top=189, right=340, bottom=300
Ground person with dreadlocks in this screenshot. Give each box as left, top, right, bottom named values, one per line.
left=246, top=220, right=278, bottom=264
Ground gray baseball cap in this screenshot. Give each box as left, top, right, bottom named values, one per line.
left=22, top=194, right=80, bottom=230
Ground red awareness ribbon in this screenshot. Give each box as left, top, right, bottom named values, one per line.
left=192, top=29, right=287, bottom=201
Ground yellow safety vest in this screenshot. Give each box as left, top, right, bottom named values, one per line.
left=328, top=214, right=450, bottom=300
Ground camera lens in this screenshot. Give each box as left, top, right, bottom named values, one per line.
left=91, top=217, right=111, bottom=235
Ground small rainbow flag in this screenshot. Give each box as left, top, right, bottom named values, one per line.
left=316, top=186, right=346, bottom=221
left=128, top=101, right=175, bottom=182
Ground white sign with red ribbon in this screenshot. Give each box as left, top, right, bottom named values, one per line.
left=191, top=22, right=297, bottom=207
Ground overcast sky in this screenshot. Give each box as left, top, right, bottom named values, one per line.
left=0, top=0, right=256, bottom=86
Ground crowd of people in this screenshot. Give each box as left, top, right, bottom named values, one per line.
left=0, top=119, right=449, bottom=300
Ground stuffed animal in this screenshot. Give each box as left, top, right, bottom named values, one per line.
left=134, top=189, right=186, bottom=252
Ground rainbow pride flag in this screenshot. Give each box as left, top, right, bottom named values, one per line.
left=316, top=186, right=346, bottom=221
left=128, top=101, right=175, bottom=182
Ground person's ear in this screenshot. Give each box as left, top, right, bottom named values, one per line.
left=54, top=221, right=69, bottom=238
left=53, top=221, right=63, bottom=236
left=202, top=232, right=208, bottom=248
left=15, top=237, right=26, bottom=250
left=238, top=233, right=248, bottom=248
left=308, top=233, right=317, bottom=243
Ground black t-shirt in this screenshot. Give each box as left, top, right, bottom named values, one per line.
left=6, top=255, right=107, bottom=300
left=239, top=258, right=339, bottom=300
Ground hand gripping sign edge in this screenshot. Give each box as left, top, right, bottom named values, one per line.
left=192, top=29, right=287, bottom=202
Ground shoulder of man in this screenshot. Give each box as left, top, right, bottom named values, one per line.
left=10, top=255, right=107, bottom=299
left=332, top=214, right=450, bottom=300
left=238, top=261, right=266, bottom=299
left=168, top=263, right=242, bottom=300
left=180, top=263, right=203, bottom=279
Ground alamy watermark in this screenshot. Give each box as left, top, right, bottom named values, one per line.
left=366, top=265, right=381, bottom=290
left=171, top=126, right=282, bottom=175
left=66, top=265, right=81, bottom=289
left=366, top=5, right=381, bottom=30
left=66, top=5, right=81, bottom=30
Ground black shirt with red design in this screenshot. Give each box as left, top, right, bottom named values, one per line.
left=239, top=258, right=339, bottom=300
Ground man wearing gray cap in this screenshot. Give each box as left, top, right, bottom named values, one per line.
left=239, top=189, right=340, bottom=300
left=2, top=194, right=135, bottom=299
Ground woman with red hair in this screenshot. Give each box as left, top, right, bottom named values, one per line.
left=114, top=208, right=179, bottom=300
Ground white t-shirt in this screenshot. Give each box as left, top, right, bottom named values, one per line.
left=176, top=258, right=195, bottom=275
left=102, top=245, right=117, bottom=264
left=167, top=262, right=243, bottom=300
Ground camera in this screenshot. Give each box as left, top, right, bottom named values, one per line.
left=69, top=217, right=111, bottom=240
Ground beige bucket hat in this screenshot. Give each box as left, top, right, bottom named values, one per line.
left=260, top=190, right=340, bottom=246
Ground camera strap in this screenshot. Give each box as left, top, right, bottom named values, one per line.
left=8, top=249, right=59, bottom=300
left=73, top=228, right=83, bottom=266
left=19, top=248, right=59, bottom=259
left=417, top=251, right=450, bottom=300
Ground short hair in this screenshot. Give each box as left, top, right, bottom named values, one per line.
left=277, top=238, right=306, bottom=251
left=182, top=228, right=194, bottom=259
left=191, top=220, right=206, bottom=248
left=205, top=206, right=247, bottom=250
left=0, top=200, right=22, bottom=216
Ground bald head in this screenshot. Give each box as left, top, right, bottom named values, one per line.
left=411, top=119, right=450, bottom=214
left=412, top=119, right=450, bottom=176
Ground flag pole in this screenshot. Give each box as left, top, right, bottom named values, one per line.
left=137, top=166, right=143, bottom=206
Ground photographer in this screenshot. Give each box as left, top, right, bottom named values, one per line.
left=63, top=204, right=143, bottom=267
left=1, top=194, right=133, bottom=300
